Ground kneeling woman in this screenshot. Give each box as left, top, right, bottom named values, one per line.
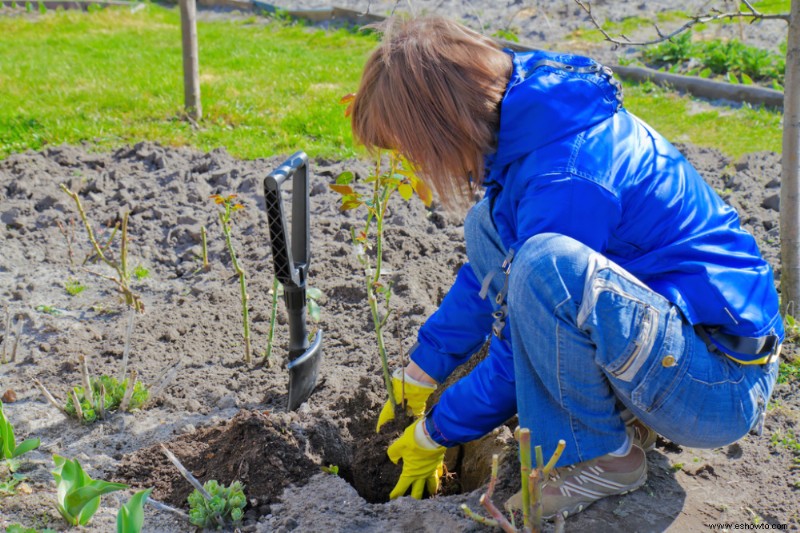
left=351, top=16, right=782, bottom=518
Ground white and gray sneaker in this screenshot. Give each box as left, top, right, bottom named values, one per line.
left=540, top=443, right=648, bottom=519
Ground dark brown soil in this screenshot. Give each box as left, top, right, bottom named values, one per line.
left=114, top=410, right=318, bottom=508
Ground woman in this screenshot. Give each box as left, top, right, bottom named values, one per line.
left=351, top=16, right=782, bottom=518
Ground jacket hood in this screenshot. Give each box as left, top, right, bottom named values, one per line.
left=487, top=50, right=622, bottom=178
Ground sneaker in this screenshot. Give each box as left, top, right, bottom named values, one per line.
left=628, top=419, right=657, bottom=452
left=540, top=444, right=648, bottom=519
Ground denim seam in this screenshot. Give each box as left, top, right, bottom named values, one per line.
left=554, top=295, right=583, bottom=462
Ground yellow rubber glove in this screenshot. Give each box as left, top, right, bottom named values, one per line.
left=376, top=369, right=436, bottom=433
left=387, top=418, right=446, bottom=500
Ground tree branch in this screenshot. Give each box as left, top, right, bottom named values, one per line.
left=574, top=0, right=788, bottom=47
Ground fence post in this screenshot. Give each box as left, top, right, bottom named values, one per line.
left=179, top=0, right=201, bottom=121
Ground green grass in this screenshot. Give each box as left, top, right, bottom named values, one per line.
left=624, top=81, right=782, bottom=158
left=0, top=5, right=784, bottom=161
left=0, top=5, right=377, bottom=160
left=749, top=0, right=790, bottom=15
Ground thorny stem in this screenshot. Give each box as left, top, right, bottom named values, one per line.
left=119, top=308, right=135, bottom=382
left=201, top=226, right=210, bottom=271
left=543, top=440, right=566, bottom=477
left=121, top=213, right=129, bottom=284
left=0, top=307, right=11, bottom=365
left=1, top=307, right=9, bottom=364
left=463, top=454, right=516, bottom=532
left=147, top=359, right=182, bottom=407
left=32, top=378, right=69, bottom=417
left=265, top=277, right=280, bottom=361
left=56, top=219, right=76, bottom=266
left=60, top=184, right=143, bottom=313
left=161, top=444, right=225, bottom=528
left=80, top=355, right=94, bottom=410
left=480, top=493, right=517, bottom=533
left=84, top=223, right=118, bottom=266
left=460, top=504, right=499, bottom=527
left=97, top=384, right=106, bottom=420
left=10, top=319, right=21, bottom=363
left=70, top=389, right=85, bottom=421
left=119, top=370, right=137, bottom=413
left=219, top=211, right=251, bottom=364
left=530, top=467, right=542, bottom=532
left=534, top=445, right=545, bottom=530
left=519, top=429, right=532, bottom=531
left=147, top=498, right=190, bottom=520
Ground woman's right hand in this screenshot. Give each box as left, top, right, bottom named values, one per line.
left=376, top=364, right=437, bottom=432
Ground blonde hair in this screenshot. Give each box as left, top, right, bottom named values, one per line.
left=351, top=16, right=512, bottom=210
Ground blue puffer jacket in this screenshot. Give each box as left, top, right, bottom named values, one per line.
left=413, top=50, right=784, bottom=447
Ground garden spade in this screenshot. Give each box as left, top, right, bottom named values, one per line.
left=263, top=151, right=323, bottom=411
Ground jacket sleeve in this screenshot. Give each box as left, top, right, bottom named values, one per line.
left=409, top=263, right=494, bottom=384
left=424, top=174, right=622, bottom=447
left=426, top=336, right=517, bottom=446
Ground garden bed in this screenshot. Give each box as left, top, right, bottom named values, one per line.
left=0, top=142, right=797, bottom=531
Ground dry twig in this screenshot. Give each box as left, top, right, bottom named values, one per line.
left=574, top=0, right=788, bottom=47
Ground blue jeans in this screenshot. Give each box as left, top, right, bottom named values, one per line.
left=465, top=199, right=778, bottom=466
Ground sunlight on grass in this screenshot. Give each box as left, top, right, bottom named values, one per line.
left=0, top=5, right=376, bottom=160
left=0, top=5, right=784, bottom=161
left=625, top=81, right=782, bottom=158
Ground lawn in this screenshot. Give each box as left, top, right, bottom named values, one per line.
left=0, top=4, right=784, bottom=160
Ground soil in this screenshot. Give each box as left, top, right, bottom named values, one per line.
left=1, top=138, right=797, bottom=532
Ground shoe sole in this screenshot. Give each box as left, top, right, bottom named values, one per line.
left=544, top=467, right=648, bottom=521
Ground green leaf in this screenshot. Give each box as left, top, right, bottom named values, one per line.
left=397, top=183, right=413, bottom=201
left=117, top=488, right=153, bottom=533
left=698, top=68, right=712, bottom=78
left=308, top=300, right=320, bottom=323
left=329, top=184, right=354, bottom=196
left=335, top=171, right=354, bottom=185
left=11, top=437, right=40, bottom=458
left=68, top=481, right=128, bottom=525
left=53, top=456, right=127, bottom=526
left=727, top=72, right=739, bottom=84
left=740, top=72, right=754, bottom=85
left=306, top=287, right=322, bottom=300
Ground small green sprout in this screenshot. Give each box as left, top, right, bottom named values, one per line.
left=321, top=464, right=339, bottom=476
left=0, top=472, right=27, bottom=495
left=117, top=488, right=153, bottom=533
left=6, top=525, right=57, bottom=533
left=35, top=304, right=62, bottom=316
left=671, top=463, right=684, bottom=472
left=64, top=374, right=149, bottom=423
left=1, top=400, right=41, bottom=472
left=133, top=265, right=150, bottom=281
left=187, top=480, right=246, bottom=529
left=52, top=455, right=128, bottom=527
left=64, top=278, right=87, bottom=297
left=306, top=286, right=323, bottom=323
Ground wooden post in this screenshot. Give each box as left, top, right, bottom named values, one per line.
left=781, top=0, right=800, bottom=313
left=179, top=0, right=201, bottom=121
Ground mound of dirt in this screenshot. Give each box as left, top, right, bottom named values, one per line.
left=114, top=409, right=318, bottom=508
